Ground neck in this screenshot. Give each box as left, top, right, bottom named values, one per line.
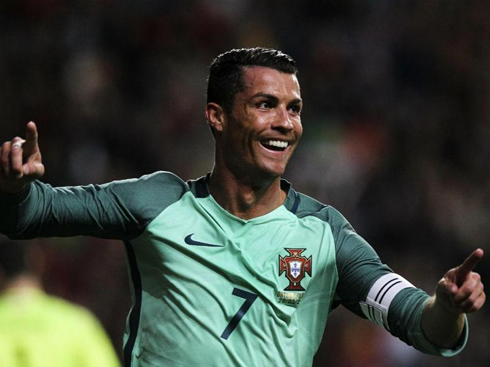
left=1, top=274, right=41, bottom=293
left=209, top=167, right=286, bottom=220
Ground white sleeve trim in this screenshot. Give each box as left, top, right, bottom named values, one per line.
left=360, top=273, right=415, bottom=331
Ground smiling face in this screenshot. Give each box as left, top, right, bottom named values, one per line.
left=209, top=66, right=303, bottom=183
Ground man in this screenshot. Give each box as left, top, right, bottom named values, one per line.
left=0, top=238, right=120, bottom=367
left=0, top=48, right=485, bottom=366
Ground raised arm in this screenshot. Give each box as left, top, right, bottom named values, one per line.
left=422, top=249, right=486, bottom=348
left=0, top=121, right=45, bottom=194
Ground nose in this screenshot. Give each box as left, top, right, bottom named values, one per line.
left=273, top=107, right=294, bottom=131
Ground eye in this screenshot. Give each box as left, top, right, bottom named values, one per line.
left=257, top=101, right=272, bottom=109
left=288, top=104, right=302, bottom=115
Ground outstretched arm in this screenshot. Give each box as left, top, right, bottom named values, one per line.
left=0, top=121, right=45, bottom=194
left=422, top=248, right=486, bottom=348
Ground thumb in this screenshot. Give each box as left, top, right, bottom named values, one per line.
left=23, top=161, right=45, bottom=179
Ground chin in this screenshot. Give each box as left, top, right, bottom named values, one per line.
left=257, top=165, right=287, bottom=180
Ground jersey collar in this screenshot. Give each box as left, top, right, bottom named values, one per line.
left=189, top=174, right=300, bottom=214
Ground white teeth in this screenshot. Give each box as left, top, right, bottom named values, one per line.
left=263, top=140, right=288, bottom=148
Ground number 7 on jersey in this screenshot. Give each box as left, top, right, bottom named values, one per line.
left=220, top=288, right=258, bottom=340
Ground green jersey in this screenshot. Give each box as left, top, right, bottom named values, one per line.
left=0, top=172, right=467, bottom=366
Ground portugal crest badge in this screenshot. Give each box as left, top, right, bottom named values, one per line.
left=279, top=248, right=312, bottom=291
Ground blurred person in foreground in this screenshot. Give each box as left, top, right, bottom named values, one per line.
left=0, top=237, right=120, bottom=367
left=0, top=47, right=485, bottom=367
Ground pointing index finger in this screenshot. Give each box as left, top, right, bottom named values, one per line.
left=455, top=248, right=484, bottom=286
left=24, top=121, right=39, bottom=151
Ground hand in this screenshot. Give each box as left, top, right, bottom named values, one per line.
left=0, top=121, right=45, bottom=194
left=435, top=248, right=486, bottom=314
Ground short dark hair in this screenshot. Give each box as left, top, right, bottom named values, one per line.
left=207, top=47, right=298, bottom=114
left=0, top=239, right=28, bottom=279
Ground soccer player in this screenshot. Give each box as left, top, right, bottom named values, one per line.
left=0, top=48, right=485, bottom=367
left=0, top=238, right=120, bottom=367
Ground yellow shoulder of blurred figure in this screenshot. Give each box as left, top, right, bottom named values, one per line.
left=0, top=287, right=120, bottom=367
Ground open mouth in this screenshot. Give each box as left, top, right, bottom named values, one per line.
left=261, top=139, right=289, bottom=152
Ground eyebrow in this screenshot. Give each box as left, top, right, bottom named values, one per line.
left=250, top=93, right=302, bottom=105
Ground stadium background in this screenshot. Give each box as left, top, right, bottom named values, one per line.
left=1, top=1, right=488, bottom=366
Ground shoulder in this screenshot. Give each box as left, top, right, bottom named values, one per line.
left=105, top=170, right=188, bottom=191
left=102, top=170, right=190, bottom=202
left=285, top=184, right=363, bottom=253
left=96, top=171, right=191, bottom=232
left=287, top=185, right=351, bottom=231
left=29, top=291, right=99, bottom=325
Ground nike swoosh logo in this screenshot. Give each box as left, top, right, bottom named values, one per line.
left=184, top=234, right=225, bottom=248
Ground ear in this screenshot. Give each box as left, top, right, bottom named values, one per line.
left=205, top=102, right=226, bottom=133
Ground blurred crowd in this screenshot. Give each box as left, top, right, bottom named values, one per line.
left=1, top=0, right=489, bottom=366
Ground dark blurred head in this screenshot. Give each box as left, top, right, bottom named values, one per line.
left=0, top=239, right=29, bottom=280
left=206, top=47, right=298, bottom=116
